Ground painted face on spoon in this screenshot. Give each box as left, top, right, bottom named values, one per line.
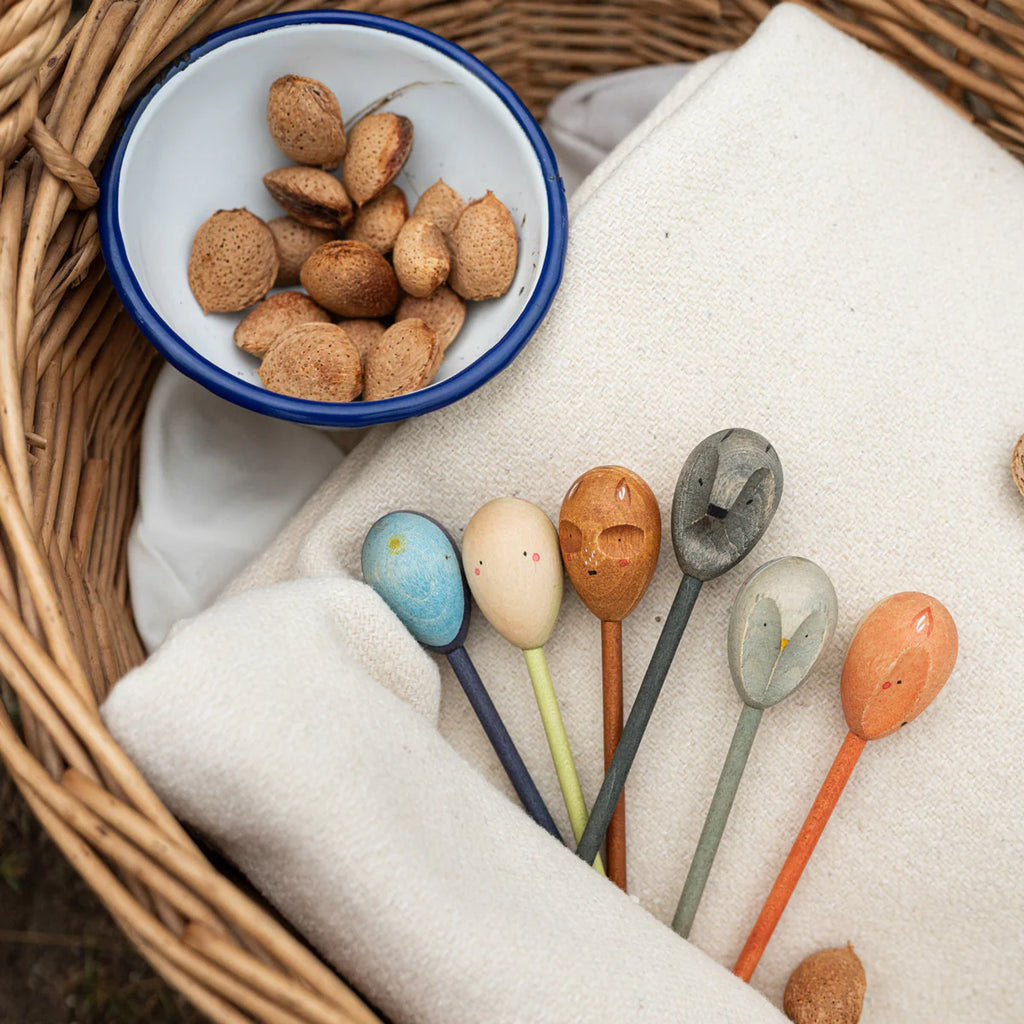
left=841, top=592, right=958, bottom=740
left=672, top=428, right=784, bottom=581
left=559, top=466, right=662, bottom=622
left=462, top=497, right=563, bottom=650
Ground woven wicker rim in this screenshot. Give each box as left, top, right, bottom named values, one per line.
left=3, top=0, right=1024, bottom=1021
left=99, top=9, right=570, bottom=427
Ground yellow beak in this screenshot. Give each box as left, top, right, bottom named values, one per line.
left=779, top=637, right=789, bottom=651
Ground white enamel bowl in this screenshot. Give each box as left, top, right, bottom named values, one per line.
left=100, top=11, right=567, bottom=426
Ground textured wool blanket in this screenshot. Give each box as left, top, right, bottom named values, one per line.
left=104, top=6, right=1024, bottom=1021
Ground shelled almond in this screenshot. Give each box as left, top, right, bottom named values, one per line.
left=268, top=217, right=334, bottom=286
left=188, top=209, right=278, bottom=314
left=185, top=76, right=521, bottom=403
left=267, top=75, right=346, bottom=169
left=234, top=292, right=331, bottom=357
left=259, top=323, right=362, bottom=402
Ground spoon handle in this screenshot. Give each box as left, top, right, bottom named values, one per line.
left=601, top=619, right=627, bottom=890
left=673, top=702, right=763, bottom=938
left=447, top=646, right=565, bottom=844
left=576, top=574, right=704, bottom=866
left=733, top=730, right=867, bottom=981
left=523, top=646, right=605, bottom=876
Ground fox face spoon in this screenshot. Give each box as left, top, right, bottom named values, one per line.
left=576, top=428, right=783, bottom=867
left=672, top=556, right=838, bottom=937
left=734, top=591, right=958, bottom=981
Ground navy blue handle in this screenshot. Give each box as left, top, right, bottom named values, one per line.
left=447, top=645, right=565, bottom=844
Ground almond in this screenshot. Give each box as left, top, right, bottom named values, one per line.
left=1013, top=433, right=1024, bottom=498
left=267, top=74, right=346, bottom=169
left=448, top=191, right=518, bottom=300
left=267, top=217, right=335, bottom=287
left=392, top=215, right=450, bottom=298
left=413, top=179, right=465, bottom=237
left=263, top=166, right=353, bottom=230
left=259, top=322, right=361, bottom=402
left=363, top=318, right=440, bottom=400
left=342, top=112, right=413, bottom=205
left=300, top=239, right=399, bottom=318
left=783, top=945, right=866, bottom=1024
left=345, top=185, right=408, bottom=254
left=396, top=286, right=465, bottom=351
left=188, top=209, right=278, bottom=314
left=336, top=319, right=385, bottom=362
left=234, top=291, right=331, bottom=357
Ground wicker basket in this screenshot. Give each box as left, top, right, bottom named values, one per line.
left=0, top=0, right=1021, bottom=1021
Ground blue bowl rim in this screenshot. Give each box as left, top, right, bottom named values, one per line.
left=98, top=10, right=567, bottom=427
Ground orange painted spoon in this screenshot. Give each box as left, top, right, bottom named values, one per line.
left=559, top=466, right=661, bottom=891
left=734, top=591, right=958, bottom=981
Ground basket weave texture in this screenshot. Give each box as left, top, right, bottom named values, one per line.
left=0, top=1, right=1021, bottom=1021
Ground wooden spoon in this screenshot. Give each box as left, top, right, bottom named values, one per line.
left=362, top=509, right=564, bottom=843
left=672, top=556, right=838, bottom=938
left=733, top=591, right=958, bottom=981
left=576, top=428, right=783, bottom=867
left=463, top=497, right=604, bottom=874
left=559, top=465, right=662, bottom=890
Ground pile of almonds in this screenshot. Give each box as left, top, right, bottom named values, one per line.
left=187, top=74, right=519, bottom=403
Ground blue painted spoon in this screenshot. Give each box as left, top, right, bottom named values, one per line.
left=362, top=510, right=564, bottom=843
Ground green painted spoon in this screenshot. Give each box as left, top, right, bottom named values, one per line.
left=672, top=555, right=838, bottom=938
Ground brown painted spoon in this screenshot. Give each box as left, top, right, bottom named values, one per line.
left=733, top=591, right=958, bottom=981
left=559, top=466, right=661, bottom=890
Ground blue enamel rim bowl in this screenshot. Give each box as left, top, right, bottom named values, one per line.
left=98, top=10, right=567, bottom=427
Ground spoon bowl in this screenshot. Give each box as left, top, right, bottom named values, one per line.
left=728, top=556, right=839, bottom=710
left=559, top=465, right=662, bottom=622
left=462, top=497, right=563, bottom=650
left=361, top=510, right=468, bottom=652
left=672, top=428, right=783, bottom=581
left=841, top=591, right=958, bottom=740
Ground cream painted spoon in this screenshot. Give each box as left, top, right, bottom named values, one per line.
left=463, top=496, right=604, bottom=874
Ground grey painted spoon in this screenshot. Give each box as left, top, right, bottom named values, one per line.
left=672, top=556, right=838, bottom=938
left=576, top=427, right=783, bottom=867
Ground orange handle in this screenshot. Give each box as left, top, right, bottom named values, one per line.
left=734, top=730, right=866, bottom=981
left=601, top=619, right=627, bottom=891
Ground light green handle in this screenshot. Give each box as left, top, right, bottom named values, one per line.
left=673, top=702, right=763, bottom=937
left=524, top=646, right=605, bottom=876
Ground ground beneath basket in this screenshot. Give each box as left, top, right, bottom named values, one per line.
left=0, top=767, right=204, bottom=1024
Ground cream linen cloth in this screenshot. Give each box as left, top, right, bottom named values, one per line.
left=104, top=5, right=1024, bottom=1021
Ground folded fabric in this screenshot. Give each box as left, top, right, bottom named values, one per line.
left=107, top=5, right=1024, bottom=1021
left=541, top=63, right=692, bottom=196
left=127, top=367, right=345, bottom=649
left=103, top=577, right=785, bottom=1024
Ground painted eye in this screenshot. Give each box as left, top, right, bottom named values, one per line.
left=598, top=524, right=644, bottom=558
left=559, top=520, right=582, bottom=554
